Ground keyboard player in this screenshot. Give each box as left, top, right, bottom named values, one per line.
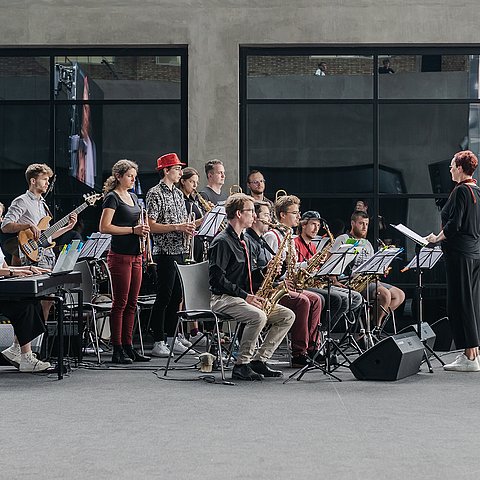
left=0, top=247, right=51, bottom=372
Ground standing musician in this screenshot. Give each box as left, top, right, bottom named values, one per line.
left=146, top=153, right=196, bottom=358
left=244, top=201, right=322, bottom=367
left=0, top=249, right=51, bottom=372
left=426, top=150, right=480, bottom=372
left=1, top=163, right=77, bottom=322
left=295, top=210, right=363, bottom=324
left=246, top=170, right=274, bottom=211
left=209, top=193, right=295, bottom=381
left=331, top=210, right=405, bottom=331
left=199, top=159, right=227, bottom=205
left=99, top=159, right=151, bottom=364
left=1, top=163, right=77, bottom=269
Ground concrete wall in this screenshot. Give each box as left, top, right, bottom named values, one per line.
left=0, top=1, right=480, bottom=185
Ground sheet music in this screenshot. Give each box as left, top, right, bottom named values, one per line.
left=79, top=233, right=111, bottom=259
left=317, top=244, right=358, bottom=276
left=403, top=246, right=443, bottom=271
left=391, top=223, right=428, bottom=246
left=197, top=204, right=226, bottom=238
left=352, top=247, right=403, bottom=275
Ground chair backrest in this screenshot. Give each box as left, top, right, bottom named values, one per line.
left=175, top=261, right=212, bottom=311
left=74, top=260, right=94, bottom=303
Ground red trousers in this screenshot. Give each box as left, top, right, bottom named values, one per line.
left=280, top=290, right=322, bottom=356
left=107, top=251, right=143, bottom=346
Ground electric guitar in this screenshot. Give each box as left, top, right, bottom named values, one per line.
left=18, top=192, right=103, bottom=262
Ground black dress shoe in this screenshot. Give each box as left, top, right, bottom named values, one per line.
left=232, top=363, right=263, bottom=381
left=123, top=345, right=151, bottom=362
left=250, top=360, right=283, bottom=378
left=291, top=354, right=311, bottom=368
left=111, top=346, right=133, bottom=365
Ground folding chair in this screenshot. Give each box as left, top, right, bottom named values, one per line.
left=164, top=261, right=235, bottom=381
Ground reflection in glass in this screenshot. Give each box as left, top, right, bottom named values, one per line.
left=0, top=105, right=50, bottom=195
left=54, top=56, right=181, bottom=100
left=379, top=104, right=475, bottom=194
left=378, top=54, right=480, bottom=99
left=247, top=55, right=373, bottom=99
left=0, top=56, right=49, bottom=100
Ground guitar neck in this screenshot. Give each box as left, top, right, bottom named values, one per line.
left=41, top=202, right=89, bottom=239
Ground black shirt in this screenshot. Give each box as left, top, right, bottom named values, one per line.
left=103, top=191, right=141, bottom=255
left=209, top=224, right=258, bottom=299
left=244, top=228, right=276, bottom=292
left=441, top=183, right=480, bottom=258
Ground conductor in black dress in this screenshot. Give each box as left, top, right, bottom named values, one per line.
left=426, top=150, right=480, bottom=372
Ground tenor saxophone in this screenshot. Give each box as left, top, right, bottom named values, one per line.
left=256, top=229, right=292, bottom=316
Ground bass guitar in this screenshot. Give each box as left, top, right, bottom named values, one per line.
left=18, top=192, right=103, bottom=262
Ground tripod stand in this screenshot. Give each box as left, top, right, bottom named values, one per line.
left=285, top=244, right=358, bottom=383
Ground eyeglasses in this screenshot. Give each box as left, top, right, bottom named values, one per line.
left=286, top=211, right=300, bottom=216
left=248, top=179, right=265, bottom=185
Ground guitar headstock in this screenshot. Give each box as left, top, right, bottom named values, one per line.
left=84, top=192, right=104, bottom=206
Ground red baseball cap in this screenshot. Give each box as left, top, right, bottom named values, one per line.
left=156, top=153, right=186, bottom=171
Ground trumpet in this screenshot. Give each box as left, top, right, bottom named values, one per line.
left=275, top=189, right=288, bottom=202
left=139, top=207, right=156, bottom=267
left=193, top=189, right=212, bottom=213
left=229, top=184, right=243, bottom=196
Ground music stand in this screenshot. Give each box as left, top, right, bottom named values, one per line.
left=285, top=244, right=358, bottom=383
left=79, top=233, right=111, bottom=260
left=350, top=247, right=404, bottom=349
left=392, top=223, right=443, bottom=372
left=197, top=204, right=226, bottom=240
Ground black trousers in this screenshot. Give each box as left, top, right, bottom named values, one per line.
left=445, top=251, right=480, bottom=349
left=151, top=254, right=184, bottom=341
left=0, top=300, right=45, bottom=347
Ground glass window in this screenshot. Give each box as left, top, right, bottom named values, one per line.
left=378, top=54, right=480, bottom=99
left=379, top=103, right=475, bottom=194
left=247, top=55, right=373, bottom=99
left=54, top=56, right=181, bottom=100
left=247, top=103, right=373, bottom=194
left=0, top=105, right=50, bottom=195
left=0, top=56, right=50, bottom=100
left=54, top=103, right=182, bottom=195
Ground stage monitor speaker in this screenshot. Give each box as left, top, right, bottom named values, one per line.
left=46, top=322, right=82, bottom=361
left=350, top=331, right=424, bottom=381
left=430, top=316, right=455, bottom=351
left=398, top=322, right=436, bottom=351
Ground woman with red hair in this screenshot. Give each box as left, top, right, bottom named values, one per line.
left=427, top=150, right=480, bottom=372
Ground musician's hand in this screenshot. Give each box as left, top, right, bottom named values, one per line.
left=246, top=294, right=264, bottom=310
left=285, top=279, right=296, bottom=291
left=29, top=265, right=50, bottom=274
left=179, top=222, right=196, bottom=236
left=133, top=224, right=150, bottom=236
left=425, top=233, right=438, bottom=244
left=29, top=224, right=41, bottom=240
left=67, top=213, right=77, bottom=230
left=12, top=267, right=34, bottom=277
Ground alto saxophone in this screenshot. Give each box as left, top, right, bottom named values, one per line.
left=256, top=229, right=292, bottom=316
left=193, top=189, right=212, bottom=213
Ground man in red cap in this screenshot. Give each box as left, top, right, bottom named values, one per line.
left=146, top=153, right=196, bottom=358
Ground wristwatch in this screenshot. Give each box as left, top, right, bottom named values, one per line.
left=9, top=268, right=14, bottom=277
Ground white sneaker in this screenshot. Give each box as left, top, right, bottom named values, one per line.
left=19, top=352, right=51, bottom=373
left=172, top=338, right=196, bottom=355
left=151, top=341, right=172, bottom=358
left=177, top=334, right=192, bottom=348
left=443, top=354, right=480, bottom=372
left=1, top=344, right=21, bottom=369
left=189, top=332, right=208, bottom=347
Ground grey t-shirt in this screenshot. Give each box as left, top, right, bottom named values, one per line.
left=198, top=186, right=227, bottom=205
left=332, top=234, right=374, bottom=270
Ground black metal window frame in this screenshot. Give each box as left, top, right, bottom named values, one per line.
left=0, top=46, right=188, bottom=206
left=240, top=44, right=480, bottom=244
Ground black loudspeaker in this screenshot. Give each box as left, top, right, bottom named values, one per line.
left=398, top=322, right=436, bottom=351
left=430, top=316, right=455, bottom=352
left=350, top=332, right=424, bottom=381
left=46, top=322, right=82, bottom=361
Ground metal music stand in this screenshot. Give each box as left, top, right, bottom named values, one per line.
left=392, top=223, right=443, bottom=372
left=285, top=244, right=358, bottom=383
left=78, top=233, right=111, bottom=260
left=197, top=204, right=226, bottom=240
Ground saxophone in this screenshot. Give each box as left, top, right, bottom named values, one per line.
left=193, top=189, right=212, bottom=213
left=294, top=222, right=335, bottom=289
left=256, top=229, right=292, bottom=316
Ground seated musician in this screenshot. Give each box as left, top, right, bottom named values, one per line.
left=0, top=248, right=51, bottom=372
left=0, top=164, right=77, bottom=320
left=295, top=211, right=363, bottom=323
left=208, top=193, right=295, bottom=381
left=331, top=210, right=405, bottom=331
left=245, top=201, right=322, bottom=367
